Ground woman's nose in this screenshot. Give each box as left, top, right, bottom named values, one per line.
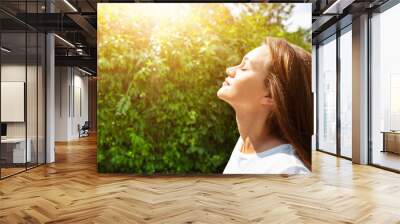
left=226, top=67, right=236, bottom=77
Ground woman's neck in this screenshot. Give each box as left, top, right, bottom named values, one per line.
left=235, top=107, right=286, bottom=154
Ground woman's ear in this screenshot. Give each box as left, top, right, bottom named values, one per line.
left=260, top=96, right=275, bottom=107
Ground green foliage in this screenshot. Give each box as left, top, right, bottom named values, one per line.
left=97, top=3, right=311, bottom=174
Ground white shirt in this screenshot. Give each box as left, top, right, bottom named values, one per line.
left=223, top=137, right=310, bottom=174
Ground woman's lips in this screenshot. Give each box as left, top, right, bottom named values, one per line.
left=223, top=78, right=231, bottom=86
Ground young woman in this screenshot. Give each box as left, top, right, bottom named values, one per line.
left=217, top=37, right=312, bottom=174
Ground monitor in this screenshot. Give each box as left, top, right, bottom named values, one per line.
left=1, top=123, right=7, bottom=137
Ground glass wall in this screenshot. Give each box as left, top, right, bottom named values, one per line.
left=371, top=3, right=400, bottom=171
left=0, top=1, right=46, bottom=179
left=1, top=31, right=28, bottom=177
left=339, top=26, right=352, bottom=158
left=317, top=35, right=337, bottom=154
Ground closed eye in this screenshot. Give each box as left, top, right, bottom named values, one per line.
left=238, top=58, right=250, bottom=71
left=238, top=63, right=247, bottom=71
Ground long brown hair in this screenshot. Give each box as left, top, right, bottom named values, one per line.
left=263, top=37, right=313, bottom=171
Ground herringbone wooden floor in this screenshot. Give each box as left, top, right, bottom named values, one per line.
left=1, top=135, right=400, bottom=224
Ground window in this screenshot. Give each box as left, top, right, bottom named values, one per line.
left=370, top=2, right=400, bottom=171
left=317, top=35, right=337, bottom=154
left=339, top=27, right=352, bottom=158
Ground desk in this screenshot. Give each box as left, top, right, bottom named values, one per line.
left=381, top=131, right=400, bottom=154
left=1, top=138, right=31, bottom=163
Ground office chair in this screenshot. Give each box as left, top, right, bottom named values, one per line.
left=79, top=121, right=90, bottom=138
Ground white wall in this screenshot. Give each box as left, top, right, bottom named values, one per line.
left=1, top=65, right=40, bottom=138
left=55, top=66, right=69, bottom=141
left=55, top=67, right=89, bottom=141
left=72, top=72, right=89, bottom=138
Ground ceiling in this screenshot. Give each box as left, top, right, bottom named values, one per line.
left=0, top=0, right=97, bottom=74
left=310, top=0, right=390, bottom=43
left=0, top=0, right=396, bottom=74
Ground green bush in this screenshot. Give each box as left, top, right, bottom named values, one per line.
left=97, top=3, right=311, bottom=174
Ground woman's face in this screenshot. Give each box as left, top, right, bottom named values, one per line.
left=217, top=45, right=273, bottom=109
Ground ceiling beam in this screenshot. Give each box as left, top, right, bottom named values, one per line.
left=312, top=15, right=335, bottom=33
left=323, top=0, right=356, bottom=14
left=66, top=13, right=96, bottom=46
left=55, top=55, right=96, bottom=71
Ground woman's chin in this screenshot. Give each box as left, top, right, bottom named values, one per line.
left=217, top=87, right=232, bottom=102
left=217, top=87, right=227, bottom=99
